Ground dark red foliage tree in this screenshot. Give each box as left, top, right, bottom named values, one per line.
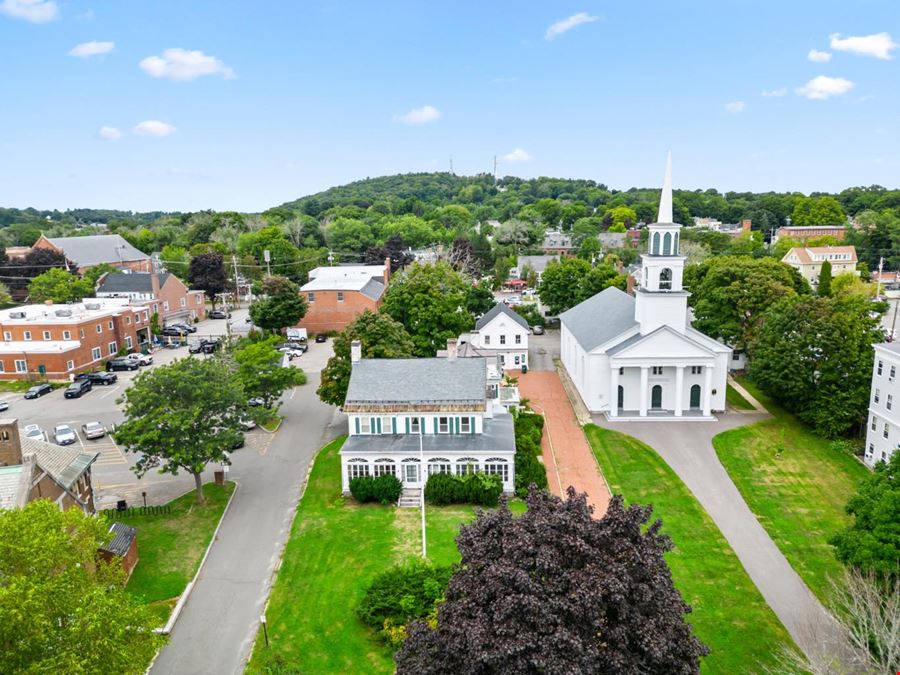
left=188, top=251, right=228, bottom=308
left=5, top=249, right=76, bottom=299
left=396, top=488, right=708, bottom=675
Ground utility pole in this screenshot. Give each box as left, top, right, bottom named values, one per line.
left=493, top=155, right=497, bottom=182
left=231, top=255, right=240, bottom=306
left=263, top=249, right=271, bottom=277
left=449, top=155, right=454, bottom=175
left=875, top=257, right=884, bottom=298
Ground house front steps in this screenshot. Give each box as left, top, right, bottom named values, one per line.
left=398, top=488, right=422, bottom=508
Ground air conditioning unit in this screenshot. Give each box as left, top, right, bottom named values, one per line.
left=84, top=302, right=101, bottom=310
left=9, top=312, right=25, bottom=319
left=55, top=309, right=72, bottom=317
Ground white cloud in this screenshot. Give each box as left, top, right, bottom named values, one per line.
left=500, top=148, right=532, bottom=163
left=98, top=126, right=122, bottom=140
left=829, top=32, right=897, bottom=60
left=725, top=100, right=745, bottom=113
left=761, top=87, right=787, bottom=97
left=545, top=12, right=598, bottom=40
left=0, top=0, right=58, bottom=22
left=795, top=75, right=854, bottom=100
left=396, top=105, right=441, bottom=125
left=69, top=41, right=115, bottom=58
left=132, top=120, right=176, bottom=137
left=807, top=49, right=832, bottom=62
left=139, top=48, right=235, bottom=81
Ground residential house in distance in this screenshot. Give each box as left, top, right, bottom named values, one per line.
left=31, top=234, right=152, bottom=274
left=542, top=230, right=575, bottom=255
left=299, top=260, right=390, bottom=334
left=598, top=232, right=627, bottom=249
left=0, top=298, right=150, bottom=380
left=510, top=255, right=559, bottom=283
left=0, top=419, right=98, bottom=512
left=781, top=245, right=859, bottom=287
left=458, top=302, right=530, bottom=370
left=96, top=272, right=206, bottom=326
left=774, top=225, right=846, bottom=243
left=560, top=154, right=732, bottom=419
left=692, top=218, right=752, bottom=238
left=864, top=343, right=899, bottom=468
left=339, top=342, right=516, bottom=495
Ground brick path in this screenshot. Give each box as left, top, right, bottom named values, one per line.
left=517, top=370, right=611, bottom=517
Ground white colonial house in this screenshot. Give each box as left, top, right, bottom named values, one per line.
left=560, top=154, right=731, bottom=420
left=865, top=342, right=900, bottom=467
left=459, top=302, right=530, bottom=370
left=339, top=341, right=516, bottom=494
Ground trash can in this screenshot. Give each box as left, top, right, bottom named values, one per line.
left=521, top=364, right=528, bottom=374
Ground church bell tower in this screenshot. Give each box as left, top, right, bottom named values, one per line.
left=633, top=152, right=690, bottom=335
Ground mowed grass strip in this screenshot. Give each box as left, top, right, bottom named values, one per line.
left=585, top=424, right=794, bottom=674
left=119, top=481, right=235, bottom=622
left=713, top=377, right=870, bottom=604
left=725, top=383, right=755, bottom=410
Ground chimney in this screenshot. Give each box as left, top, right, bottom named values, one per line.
left=447, top=338, right=458, bottom=361
left=0, top=418, right=24, bottom=467
left=626, top=274, right=636, bottom=297
left=383, top=257, right=391, bottom=286
left=350, top=340, right=362, bottom=365
left=150, top=273, right=161, bottom=298
left=741, top=219, right=752, bottom=234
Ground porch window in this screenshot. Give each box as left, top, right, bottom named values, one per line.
left=460, top=417, right=471, bottom=433
left=381, top=417, right=393, bottom=434
left=438, top=416, right=449, bottom=433
left=484, top=458, right=509, bottom=482
left=372, top=459, right=396, bottom=477
left=428, top=458, right=452, bottom=475
left=347, top=459, right=369, bottom=480
left=455, top=458, right=478, bottom=476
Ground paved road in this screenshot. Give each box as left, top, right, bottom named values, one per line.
left=528, top=329, right=560, bottom=371
left=150, top=371, right=345, bottom=675
left=595, top=414, right=848, bottom=662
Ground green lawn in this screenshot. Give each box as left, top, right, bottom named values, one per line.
left=117, top=481, right=235, bottom=624
left=247, top=437, right=510, bottom=675
left=725, top=383, right=755, bottom=410
left=713, top=377, right=870, bottom=604
left=586, top=424, right=794, bottom=674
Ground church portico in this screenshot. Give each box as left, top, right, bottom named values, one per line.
left=607, top=360, right=715, bottom=421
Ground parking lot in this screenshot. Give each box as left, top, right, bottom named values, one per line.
left=5, top=306, right=334, bottom=508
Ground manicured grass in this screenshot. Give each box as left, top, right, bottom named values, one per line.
left=117, top=481, right=235, bottom=623
left=0, top=379, right=66, bottom=392
left=247, top=438, right=524, bottom=674
left=725, top=383, right=754, bottom=410
left=586, top=424, right=794, bottom=674
left=713, top=376, right=870, bottom=604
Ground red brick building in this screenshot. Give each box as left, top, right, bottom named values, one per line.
left=299, top=261, right=389, bottom=333
left=0, top=299, right=149, bottom=380
left=96, top=272, right=206, bottom=325
left=30, top=234, right=151, bottom=274
left=775, top=225, right=846, bottom=243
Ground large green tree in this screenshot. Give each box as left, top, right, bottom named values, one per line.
left=27, top=267, right=93, bottom=303
left=749, top=295, right=884, bottom=437
left=0, top=500, right=164, bottom=674
left=317, top=310, right=416, bottom=406
left=114, top=357, right=247, bottom=503
left=381, top=262, right=474, bottom=356
left=233, top=337, right=306, bottom=409
left=248, top=275, right=308, bottom=334
left=539, top=257, right=626, bottom=315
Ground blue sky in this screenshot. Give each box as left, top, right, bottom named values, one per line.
left=1, top=0, right=898, bottom=212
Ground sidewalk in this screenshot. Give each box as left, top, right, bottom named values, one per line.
left=517, top=370, right=610, bottom=517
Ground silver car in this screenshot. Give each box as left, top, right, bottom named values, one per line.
left=81, top=421, right=106, bottom=440
left=54, top=424, right=77, bottom=445
left=23, top=424, right=47, bottom=442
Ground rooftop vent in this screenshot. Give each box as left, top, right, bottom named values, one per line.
left=84, top=302, right=101, bottom=310
left=55, top=308, right=72, bottom=317
left=9, top=312, right=25, bottom=319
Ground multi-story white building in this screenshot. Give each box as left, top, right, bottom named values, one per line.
left=459, top=303, right=530, bottom=370
left=865, top=342, right=900, bottom=467
left=781, top=246, right=859, bottom=288
left=339, top=341, right=516, bottom=494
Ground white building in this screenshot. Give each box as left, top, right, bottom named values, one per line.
left=339, top=342, right=516, bottom=494
left=560, top=154, right=731, bottom=419
left=865, top=342, right=900, bottom=467
left=781, top=246, right=859, bottom=288
left=460, top=303, right=530, bottom=370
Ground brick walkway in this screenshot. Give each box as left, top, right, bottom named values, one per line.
left=517, top=370, right=611, bottom=517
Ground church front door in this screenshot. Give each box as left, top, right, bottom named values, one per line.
left=690, top=384, right=701, bottom=409
left=651, top=385, right=663, bottom=409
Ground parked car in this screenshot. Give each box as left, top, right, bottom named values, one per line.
left=278, top=343, right=306, bottom=359
left=0, top=400, right=9, bottom=412
left=161, top=326, right=189, bottom=337
left=208, top=310, right=231, bottom=319
left=64, top=379, right=92, bottom=399
left=23, top=424, right=47, bottom=442
left=125, top=353, right=153, bottom=366
left=201, top=340, right=221, bottom=354
left=239, top=417, right=257, bottom=431
left=532, top=325, right=545, bottom=335
left=168, top=322, right=197, bottom=333
left=106, top=357, right=139, bottom=372
left=81, top=421, right=107, bottom=440
left=53, top=424, right=77, bottom=445
left=87, top=371, right=118, bottom=386
left=248, top=397, right=265, bottom=407
left=315, top=333, right=328, bottom=343
left=24, top=383, right=52, bottom=399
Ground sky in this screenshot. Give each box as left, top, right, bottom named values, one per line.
left=1, top=0, right=899, bottom=212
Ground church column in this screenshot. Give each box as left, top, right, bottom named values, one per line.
left=702, top=365, right=713, bottom=416
left=609, top=364, right=619, bottom=417
left=639, top=366, right=649, bottom=417
left=674, top=365, right=684, bottom=417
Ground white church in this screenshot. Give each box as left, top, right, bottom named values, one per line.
left=560, top=154, right=731, bottom=420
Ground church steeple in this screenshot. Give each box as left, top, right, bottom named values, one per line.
left=657, top=150, right=673, bottom=223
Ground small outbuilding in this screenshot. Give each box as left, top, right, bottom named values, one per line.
left=99, top=522, right=139, bottom=579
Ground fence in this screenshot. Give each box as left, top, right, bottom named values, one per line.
left=102, top=505, right=171, bottom=519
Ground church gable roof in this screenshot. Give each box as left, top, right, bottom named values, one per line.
left=559, top=287, right=637, bottom=352
left=606, top=325, right=716, bottom=359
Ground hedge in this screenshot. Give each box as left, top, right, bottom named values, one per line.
left=424, top=472, right=502, bottom=507
left=357, top=559, right=452, bottom=631
left=349, top=474, right=402, bottom=504
left=514, top=412, right=548, bottom=496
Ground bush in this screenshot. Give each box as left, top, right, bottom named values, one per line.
left=424, top=471, right=502, bottom=507
left=357, top=560, right=452, bottom=635
left=349, top=474, right=402, bottom=504
left=514, top=412, right=548, bottom=496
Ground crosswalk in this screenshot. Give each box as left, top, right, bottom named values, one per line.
left=87, top=439, right=127, bottom=466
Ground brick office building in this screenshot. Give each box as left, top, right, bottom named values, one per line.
left=0, top=298, right=150, bottom=380
left=30, top=234, right=152, bottom=274
left=299, top=261, right=390, bottom=333
left=96, top=272, right=206, bottom=325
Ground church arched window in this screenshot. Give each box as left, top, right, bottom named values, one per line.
left=663, top=232, right=672, bottom=255
left=673, top=231, right=679, bottom=255
left=659, top=268, right=672, bottom=290
left=652, top=232, right=660, bottom=255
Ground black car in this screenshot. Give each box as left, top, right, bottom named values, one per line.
left=75, top=371, right=119, bottom=386
left=169, top=323, right=197, bottom=333
left=208, top=310, right=231, bottom=319
left=107, top=357, right=139, bottom=372
left=161, top=326, right=189, bottom=337
left=189, top=339, right=220, bottom=354
left=64, top=379, right=92, bottom=399
left=315, top=333, right=328, bottom=343
left=23, top=383, right=52, bottom=399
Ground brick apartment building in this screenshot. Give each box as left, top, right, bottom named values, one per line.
left=30, top=234, right=152, bottom=274
left=299, top=260, right=389, bottom=333
left=0, top=419, right=98, bottom=512
left=774, top=225, right=846, bottom=243
left=0, top=298, right=150, bottom=380
left=96, top=272, right=206, bottom=325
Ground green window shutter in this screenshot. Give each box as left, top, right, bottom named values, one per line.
left=405, top=417, right=410, bottom=434
left=420, top=417, right=425, bottom=434
left=354, top=417, right=360, bottom=434
left=392, top=417, right=397, bottom=435
left=376, top=417, right=382, bottom=434
left=433, top=417, right=438, bottom=434
left=454, top=417, right=459, bottom=434
left=470, top=416, right=475, bottom=434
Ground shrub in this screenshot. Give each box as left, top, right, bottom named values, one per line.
left=349, top=474, right=402, bottom=504
left=424, top=472, right=502, bottom=507
left=514, top=412, right=548, bottom=496
left=357, top=560, right=452, bottom=637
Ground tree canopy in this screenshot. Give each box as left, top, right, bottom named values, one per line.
left=233, top=336, right=306, bottom=409
left=248, top=275, right=308, bottom=334
left=27, top=267, right=93, bottom=303
left=539, top=257, right=627, bottom=315
left=188, top=251, right=228, bottom=307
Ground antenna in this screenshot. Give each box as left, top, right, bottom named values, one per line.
left=493, top=155, right=497, bottom=182
left=449, top=156, right=454, bottom=175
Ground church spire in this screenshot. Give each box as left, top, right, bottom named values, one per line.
left=657, top=151, right=673, bottom=224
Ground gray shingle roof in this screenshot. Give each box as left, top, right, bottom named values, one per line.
left=21, top=436, right=98, bottom=490
left=475, top=302, right=529, bottom=331
left=359, top=278, right=386, bottom=301
left=876, top=342, right=900, bottom=356
left=0, top=465, right=25, bottom=510
left=559, top=287, right=638, bottom=352
left=46, top=235, right=150, bottom=267
left=97, top=272, right=171, bottom=294
left=345, top=358, right=487, bottom=408
left=517, top=255, right=558, bottom=274
left=102, top=522, right=137, bottom=556
left=340, top=413, right=516, bottom=455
